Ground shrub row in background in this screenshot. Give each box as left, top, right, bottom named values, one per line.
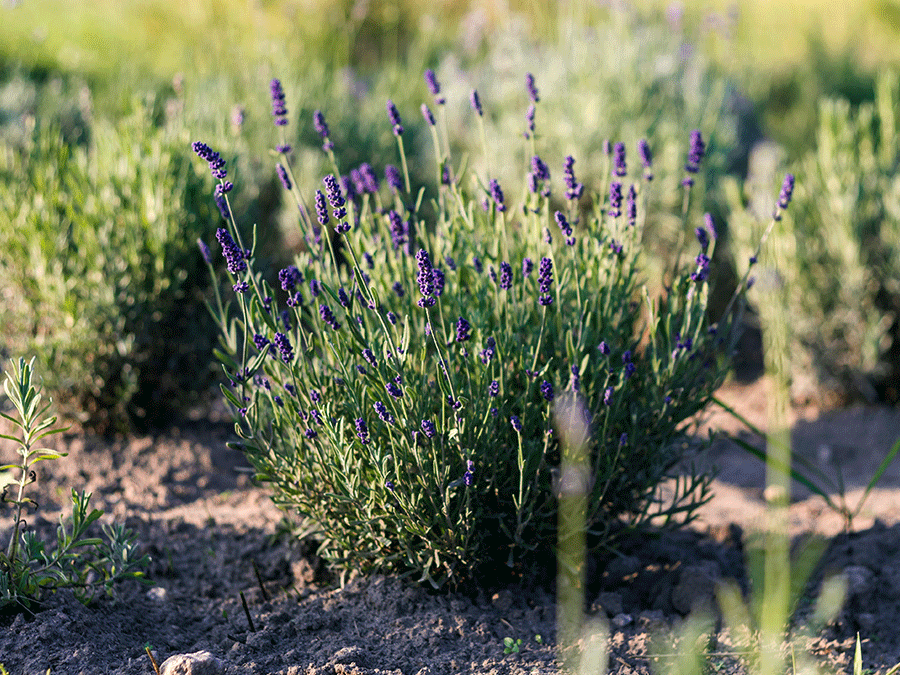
left=728, top=69, right=900, bottom=404
left=0, top=102, right=225, bottom=430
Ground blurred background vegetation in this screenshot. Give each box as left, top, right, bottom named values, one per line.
left=1, top=0, right=899, bottom=430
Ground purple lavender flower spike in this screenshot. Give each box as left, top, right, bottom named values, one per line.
left=270, top=79, right=288, bottom=126
left=531, top=155, right=550, bottom=182
left=525, top=72, right=539, bottom=102
left=323, top=174, right=347, bottom=220
left=704, top=213, right=719, bottom=240
left=626, top=185, right=637, bottom=227
left=638, top=139, right=653, bottom=180
left=421, top=419, right=437, bottom=438
left=488, top=178, right=505, bottom=212
left=253, top=334, right=270, bottom=351
left=432, top=268, right=445, bottom=297
left=355, top=418, right=370, bottom=445
left=338, top=287, right=350, bottom=308
left=775, top=173, right=795, bottom=220
left=538, top=257, right=553, bottom=306
left=273, top=332, right=293, bottom=363
left=276, top=163, right=291, bottom=190
left=374, top=401, right=394, bottom=425
left=386, top=99, right=403, bottom=135
left=480, top=336, right=496, bottom=364
left=197, top=238, right=212, bottom=264
left=315, top=190, right=329, bottom=226
left=563, top=156, right=584, bottom=200
left=385, top=165, right=402, bottom=192
left=421, top=103, right=435, bottom=126
left=424, top=69, right=445, bottom=104
left=215, top=228, right=246, bottom=274
left=359, top=163, right=379, bottom=193
left=609, top=182, right=623, bottom=218
left=613, top=142, right=627, bottom=177
left=470, top=89, right=483, bottom=117
left=510, top=415, right=523, bottom=432
left=455, top=316, right=471, bottom=342
left=524, top=104, right=536, bottom=139
left=695, top=225, right=709, bottom=250
left=313, top=110, right=333, bottom=151
left=522, top=257, right=533, bottom=277
left=684, top=130, right=705, bottom=185
left=540, top=380, right=554, bottom=401
left=279, top=265, right=301, bottom=291
left=499, top=262, right=513, bottom=290
left=463, top=459, right=474, bottom=486
left=416, top=249, right=436, bottom=308
left=488, top=380, right=499, bottom=397
left=319, top=304, right=341, bottom=330
left=214, top=192, right=230, bottom=220
left=604, top=386, right=614, bottom=405
left=192, top=141, right=229, bottom=182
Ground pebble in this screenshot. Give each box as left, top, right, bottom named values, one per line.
left=159, top=650, right=224, bottom=675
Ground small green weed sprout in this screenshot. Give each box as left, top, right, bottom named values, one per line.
left=0, top=357, right=149, bottom=615
left=195, top=71, right=748, bottom=588
left=503, top=636, right=523, bottom=654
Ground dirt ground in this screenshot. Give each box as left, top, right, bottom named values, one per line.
left=1, top=376, right=900, bottom=675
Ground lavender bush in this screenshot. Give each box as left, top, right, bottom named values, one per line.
left=195, top=74, right=749, bottom=588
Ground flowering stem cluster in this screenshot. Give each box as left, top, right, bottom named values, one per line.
left=195, top=71, right=749, bottom=587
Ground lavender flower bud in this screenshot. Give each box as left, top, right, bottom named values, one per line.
left=253, top=333, right=270, bottom=351
left=276, top=163, right=291, bottom=190
left=488, top=380, right=499, bottom=397
left=684, top=130, right=705, bottom=177
left=338, top=287, right=350, bottom=308
left=704, top=213, right=719, bottom=240
left=525, top=104, right=536, bottom=138
left=776, top=173, right=795, bottom=216
left=470, top=89, right=483, bottom=117
left=563, top=156, right=584, bottom=200
left=695, top=225, right=709, bottom=250
left=355, top=418, right=370, bottom=445
left=197, top=238, right=212, bottom=264
left=192, top=141, right=228, bottom=181
left=626, top=185, right=637, bottom=227
left=598, top=340, right=611, bottom=355
left=480, top=336, right=496, bottom=364
left=279, top=265, right=301, bottom=291
left=531, top=155, right=550, bottom=182
left=270, top=79, right=288, bottom=126
left=638, top=139, right=653, bottom=180
left=392, top=281, right=405, bottom=298
left=385, top=165, right=402, bottom=192
left=386, top=99, right=404, bottom=135
left=499, top=262, right=513, bottom=290
left=488, top=178, right=505, bottom=212
left=416, top=249, right=436, bottom=308
left=510, top=415, right=523, bottom=432
left=609, top=182, right=623, bottom=218
left=432, top=268, right=445, bottom=297
left=424, top=69, right=445, bottom=104
left=456, top=316, right=471, bottom=342
left=374, top=401, right=395, bottom=425
left=421, top=419, right=436, bottom=438
left=463, top=459, right=474, bottom=486
left=538, top=257, right=553, bottom=306
left=613, top=142, right=627, bottom=177
left=421, top=103, right=435, bottom=126
left=359, top=163, right=379, bottom=193
left=540, top=380, right=554, bottom=401
left=319, top=303, right=341, bottom=330
left=215, top=227, right=246, bottom=274
left=274, top=332, right=293, bottom=363
left=525, top=72, right=539, bottom=102
left=323, top=174, right=346, bottom=220
left=313, top=110, right=333, bottom=151
left=604, top=386, right=614, bottom=405
left=315, top=190, right=329, bottom=226
left=522, top=257, right=534, bottom=276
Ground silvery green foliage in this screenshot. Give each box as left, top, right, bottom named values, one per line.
left=0, top=103, right=222, bottom=431
left=728, top=70, right=900, bottom=403
left=199, top=75, right=747, bottom=589
left=0, top=358, right=149, bottom=614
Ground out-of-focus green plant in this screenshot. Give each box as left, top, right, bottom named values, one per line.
left=196, top=71, right=749, bottom=589
left=0, top=101, right=223, bottom=430
left=0, top=357, right=148, bottom=614
left=727, top=69, right=900, bottom=404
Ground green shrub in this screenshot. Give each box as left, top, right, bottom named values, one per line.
left=0, top=102, right=223, bottom=430
left=196, top=74, right=750, bottom=588
left=727, top=69, right=900, bottom=403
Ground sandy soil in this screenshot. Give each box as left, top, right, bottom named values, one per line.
left=1, top=376, right=900, bottom=675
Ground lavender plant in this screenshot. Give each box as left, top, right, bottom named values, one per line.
left=195, top=74, right=748, bottom=588
left=0, top=358, right=148, bottom=614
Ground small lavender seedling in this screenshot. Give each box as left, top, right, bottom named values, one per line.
left=0, top=358, right=148, bottom=612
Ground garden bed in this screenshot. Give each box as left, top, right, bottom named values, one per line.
left=1, top=377, right=900, bottom=675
